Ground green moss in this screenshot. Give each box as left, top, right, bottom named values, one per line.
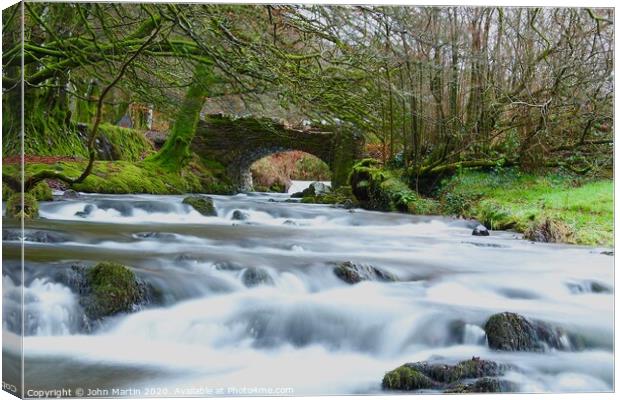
left=440, top=169, right=613, bottom=246
left=5, top=192, right=39, bottom=219
left=3, top=156, right=234, bottom=195
left=85, top=262, right=139, bottom=318
left=382, top=365, right=435, bottom=391
left=349, top=159, right=439, bottom=213
left=31, top=182, right=53, bottom=201
left=147, top=63, right=215, bottom=170
left=182, top=195, right=216, bottom=216
left=2, top=183, right=12, bottom=200
left=300, top=186, right=357, bottom=207
left=98, top=123, right=154, bottom=161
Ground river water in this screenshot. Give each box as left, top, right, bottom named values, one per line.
left=2, top=184, right=614, bottom=395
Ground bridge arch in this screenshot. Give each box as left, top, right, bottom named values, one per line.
left=192, top=114, right=363, bottom=191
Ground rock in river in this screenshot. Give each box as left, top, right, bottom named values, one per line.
left=232, top=209, right=249, bottom=221
left=65, top=262, right=158, bottom=322
left=241, top=267, right=274, bottom=287
left=472, top=224, right=490, bottom=236
left=484, top=312, right=574, bottom=352
left=333, top=261, right=398, bottom=284
left=182, top=195, right=216, bottom=216
left=382, top=357, right=514, bottom=393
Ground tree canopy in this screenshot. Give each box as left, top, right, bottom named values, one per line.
left=2, top=4, right=614, bottom=192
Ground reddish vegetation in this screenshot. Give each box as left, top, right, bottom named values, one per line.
left=363, top=143, right=386, bottom=161
left=251, top=151, right=331, bottom=190
left=3, top=155, right=84, bottom=165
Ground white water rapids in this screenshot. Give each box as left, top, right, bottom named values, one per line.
left=2, top=184, right=614, bottom=395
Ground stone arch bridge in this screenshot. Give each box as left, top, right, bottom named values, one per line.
left=192, top=114, right=364, bottom=191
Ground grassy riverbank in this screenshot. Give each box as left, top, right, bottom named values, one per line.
left=440, top=170, right=613, bottom=247
left=343, top=159, right=612, bottom=246
left=2, top=156, right=233, bottom=197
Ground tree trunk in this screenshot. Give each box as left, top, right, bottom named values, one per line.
left=147, top=62, right=214, bottom=170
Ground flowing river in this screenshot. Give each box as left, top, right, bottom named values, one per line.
left=2, top=183, right=614, bottom=395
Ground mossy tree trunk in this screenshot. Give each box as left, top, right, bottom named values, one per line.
left=147, top=62, right=215, bottom=171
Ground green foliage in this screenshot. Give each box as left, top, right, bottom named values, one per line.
left=6, top=192, right=39, bottom=219
left=300, top=186, right=357, bottom=206
left=86, top=262, right=139, bottom=318
left=349, top=159, right=439, bottom=213
left=440, top=169, right=613, bottom=246
left=30, top=182, right=53, bottom=201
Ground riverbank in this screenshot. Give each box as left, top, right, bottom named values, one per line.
left=336, top=160, right=613, bottom=247
left=439, top=170, right=613, bottom=247
left=2, top=156, right=233, bottom=197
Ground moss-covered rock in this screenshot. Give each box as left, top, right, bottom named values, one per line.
left=3, top=182, right=52, bottom=202
left=524, top=218, right=574, bottom=243
left=182, top=195, right=216, bottom=216
left=383, top=358, right=515, bottom=393
left=445, top=378, right=517, bottom=393
left=96, top=123, right=154, bottom=161
left=484, top=312, right=571, bottom=352
left=382, top=365, right=436, bottom=391
left=84, top=262, right=140, bottom=319
left=333, top=261, right=398, bottom=284
left=5, top=192, right=39, bottom=219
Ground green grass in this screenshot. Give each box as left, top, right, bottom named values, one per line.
left=440, top=170, right=613, bottom=246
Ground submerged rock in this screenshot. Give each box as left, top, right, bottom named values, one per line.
left=232, top=210, right=249, bottom=221
left=62, top=189, right=80, bottom=199
left=472, top=224, right=490, bottom=236
left=445, top=377, right=517, bottom=393
left=25, top=230, right=70, bottom=243
left=75, top=204, right=95, bottom=218
left=566, top=280, right=612, bottom=294
left=241, top=267, right=274, bottom=287
left=383, top=358, right=514, bottom=393
left=333, top=261, right=398, bottom=284
left=484, top=312, right=573, bottom=352
left=290, top=191, right=304, bottom=198
left=182, top=195, right=216, bottom=216
left=134, top=232, right=177, bottom=240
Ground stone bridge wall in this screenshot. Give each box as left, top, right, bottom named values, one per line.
left=192, top=114, right=363, bottom=191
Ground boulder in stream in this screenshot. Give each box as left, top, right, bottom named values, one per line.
left=232, top=209, right=249, bottom=221
left=182, top=195, right=216, bottom=216
left=75, top=204, right=95, bottom=218
left=303, top=182, right=331, bottom=197
left=484, top=312, right=573, bottom=352
left=62, top=189, right=80, bottom=199
left=66, top=262, right=157, bottom=321
left=383, top=357, right=514, bottom=393
left=333, top=261, right=398, bottom=284
left=472, top=224, right=490, bottom=236
left=241, top=267, right=274, bottom=287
